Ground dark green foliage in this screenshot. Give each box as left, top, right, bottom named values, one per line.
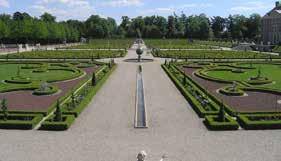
left=0, top=114, right=43, bottom=130
left=1, top=99, right=8, bottom=121
left=92, top=72, right=96, bottom=86
left=238, top=114, right=281, bottom=130
left=182, top=75, right=187, bottom=85
left=204, top=115, right=239, bottom=131
left=39, top=115, right=75, bottom=131
left=219, top=102, right=226, bottom=122
left=71, top=91, right=76, bottom=108
left=54, top=100, right=62, bottom=122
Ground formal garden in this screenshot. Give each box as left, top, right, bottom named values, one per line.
left=66, top=39, right=133, bottom=49
left=0, top=59, right=116, bottom=130
left=163, top=60, right=281, bottom=130
left=0, top=50, right=126, bottom=59
left=152, top=49, right=280, bottom=59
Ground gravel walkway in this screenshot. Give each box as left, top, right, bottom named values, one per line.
left=0, top=45, right=280, bottom=161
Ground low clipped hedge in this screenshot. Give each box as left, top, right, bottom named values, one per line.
left=63, top=65, right=116, bottom=117
left=231, top=69, right=245, bottom=73
left=238, top=114, right=281, bottom=130
left=33, top=85, right=59, bottom=96
left=203, top=115, right=239, bottom=131
left=5, top=77, right=32, bottom=84
left=39, top=115, right=75, bottom=131
left=0, top=114, right=43, bottom=130
left=247, top=78, right=272, bottom=85
left=175, top=65, right=237, bottom=116
left=219, top=86, right=245, bottom=96
left=162, top=65, right=219, bottom=117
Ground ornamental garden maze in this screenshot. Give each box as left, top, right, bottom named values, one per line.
left=0, top=47, right=119, bottom=130
left=1, top=39, right=281, bottom=132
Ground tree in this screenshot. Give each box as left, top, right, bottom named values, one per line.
left=0, top=20, right=9, bottom=41
left=54, top=99, right=62, bottom=122
left=40, top=13, right=56, bottom=22
left=1, top=98, right=8, bottom=121
left=167, top=15, right=176, bottom=38
left=211, top=16, right=226, bottom=39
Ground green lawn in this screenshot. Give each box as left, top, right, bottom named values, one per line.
left=206, top=63, right=281, bottom=90
left=0, top=63, right=83, bottom=92
left=152, top=50, right=280, bottom=59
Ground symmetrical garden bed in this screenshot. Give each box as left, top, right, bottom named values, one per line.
left=0, top=60, right=116, bottom=130
left=163, top=61, right=281, bottom=130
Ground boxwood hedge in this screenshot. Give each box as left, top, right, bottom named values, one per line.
left=0, top=114, right=43, bottom=130
left=39, top=115, right=75, bottom=131
left=204, top=115, right=239, bottom=131
left=238, top=114, right=281, bottom=130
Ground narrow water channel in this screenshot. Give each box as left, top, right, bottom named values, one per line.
left=135, top=67, right=147, bottom=128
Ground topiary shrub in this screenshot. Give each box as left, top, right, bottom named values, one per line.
left=54, top=100, right=62, bottom=122
left=1, top=99, right=8, bottom=121
left=92, top=72, right=96, bottom=86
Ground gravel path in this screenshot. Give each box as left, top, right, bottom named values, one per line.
left=0, top=45, right=281, bottom=161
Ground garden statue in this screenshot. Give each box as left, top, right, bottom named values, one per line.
left=136, top=47, right=144, bottom=62
left=137, top=151, right=147, bottom=161
left=39, top=82, right=49, bottom=92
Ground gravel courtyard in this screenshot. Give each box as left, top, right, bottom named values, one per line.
left=0, top=46, right=280, bottom=161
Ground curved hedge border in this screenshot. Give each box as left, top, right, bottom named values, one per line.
left=247, top=78, right=272, bottom=85
left=5, top=78, right=32, bottom=84
left=219, top=86, right=245, bottom=96
left=33, top=86, right=59, bottom=96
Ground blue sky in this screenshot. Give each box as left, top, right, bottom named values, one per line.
left=0, top=0, right=277, bottom=23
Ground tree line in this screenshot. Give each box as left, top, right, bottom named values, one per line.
left=0, top=12, right=262, bottom=44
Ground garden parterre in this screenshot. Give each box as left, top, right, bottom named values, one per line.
left=0, top=60, right=116, bottom=130
left=163, top=60, right=281, bottom=130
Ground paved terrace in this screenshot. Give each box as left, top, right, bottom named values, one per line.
left=0, top=45, right=280, bottom=161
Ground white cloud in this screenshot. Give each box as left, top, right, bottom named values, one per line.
left=140, top=3, right=213, bottom=15
left=230, top=1, right=272, bottom=13
left=30, top=0, right=95, bottom=21
left=0, top=0, right=9, bottom=8
left=101, top=0, right=143, bottom=7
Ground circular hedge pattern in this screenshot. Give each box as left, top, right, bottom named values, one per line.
left=247, top=77, right=272, bottom=85
left=5, top=76, right=32, bottom=84
left=219, top=86, right=245, bottom=96
left=33, top=86, right=59, bottom=96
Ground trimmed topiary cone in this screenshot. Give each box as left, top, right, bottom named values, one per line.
left=219, top=101, right=226, bottom=122
left=1, top=98, right=8, bottom=121
left=92, top=72, right=96, bottom=86
left=54, top=100, right=62, bottom=122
